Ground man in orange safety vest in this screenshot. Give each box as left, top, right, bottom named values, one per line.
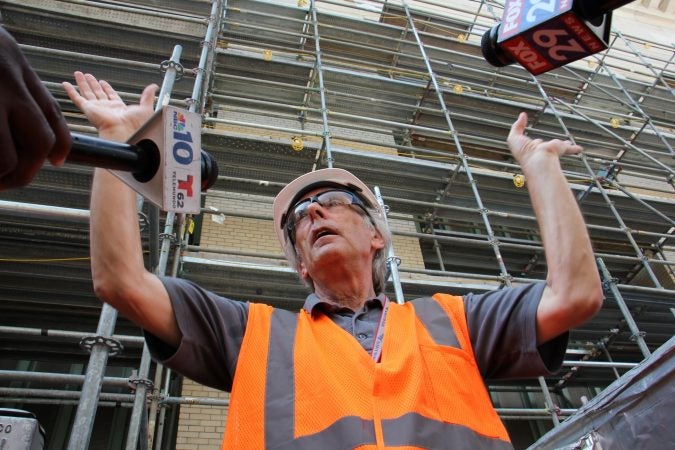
left=64, top=72, right=603, bottom=449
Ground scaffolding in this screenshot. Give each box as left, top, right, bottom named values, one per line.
left=0, top=0, right=673, bottom=449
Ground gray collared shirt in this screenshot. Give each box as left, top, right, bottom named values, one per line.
left=303, top=293, right=388, bottom=355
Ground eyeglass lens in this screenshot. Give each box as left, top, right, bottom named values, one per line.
left=292, top=190, right=356, bottom=222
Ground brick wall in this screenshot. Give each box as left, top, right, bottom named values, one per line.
left=388, top=217, right=425, bottom=270
left=618, top=173, right=675, bottom=202
left=174, top=379, right=228, bottom=450
left=200, top=192, right=282, bottom=258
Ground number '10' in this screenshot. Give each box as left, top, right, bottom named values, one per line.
left=173, top=131, right=194, bottom=165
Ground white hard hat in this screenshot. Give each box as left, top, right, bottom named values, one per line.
left=272, top=168, right=382, bottom=248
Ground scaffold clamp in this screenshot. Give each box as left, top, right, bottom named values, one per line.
left=79, top=335, right=124, bottom=356
left=159, top=60, right=184, bottom=81
left=386, top=256, right=402, bottom=267
left=549, top=405, right=562, bottom=416
left=601, top=278, right=619, bottom=292
left=630, top=331, right=646, bottom=342
left=128, top=375, right=154, bottom=391
left=159, top=232, right=177, bottom=245
left=154, top=392, right=170, bottom=407
left=185, top=97, right=197, bottom=109
left=499, top=274, right=513, bottom=284
left=138, top=211, right=149, bottom=231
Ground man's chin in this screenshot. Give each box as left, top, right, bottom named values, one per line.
left=308, top=242, right=346, bottom=265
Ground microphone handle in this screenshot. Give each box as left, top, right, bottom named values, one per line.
left=579, top=0, right=636, bottom=19
left=67, top=133, right=219, bottom=190
left=69, top=133, right=156, bottom=175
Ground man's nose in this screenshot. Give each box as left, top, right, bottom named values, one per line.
left=306, top=200, right=326, bottom=220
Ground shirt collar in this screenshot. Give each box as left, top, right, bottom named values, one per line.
left=303, top=292, right=388, bottom=315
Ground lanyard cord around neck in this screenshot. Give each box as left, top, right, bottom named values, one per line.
left=370, top=297, right=389, bottom=363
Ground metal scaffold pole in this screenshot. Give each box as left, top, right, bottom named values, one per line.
left=553, top=98, right=674, bottom=178
left=614, top=30, right=674, bottom=93
left=156, top=43, right=187, bottom=280
left=500, top=34, right=669, bottom=292
left=66, top=303, right=119, bottom=450
left=537, top=376, right=560, bottom=426
left=125, top=43, right=184, bottom=450
left=542, top=108, right=665, bottom=288
left=597, top=257, right=652, bottom=358
left=152, top=1, right=226, bottom=449
left=310, top=0, right=334, bottom=168
left=374, top=186, right=405, bottom=304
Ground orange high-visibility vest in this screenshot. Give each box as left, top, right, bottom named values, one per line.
left=222, top=294, right=513, bottom=449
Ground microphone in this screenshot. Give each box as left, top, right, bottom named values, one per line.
left=67, top=133, right=219, bottom=191
left=481, top=0, right=636, bottom=75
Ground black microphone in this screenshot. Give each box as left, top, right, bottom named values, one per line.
left=67, top=133, right=219, bottom=191
left=481, top=0, right=636, bottom=75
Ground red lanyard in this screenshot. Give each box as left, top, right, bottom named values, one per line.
left=370, top=297, right=389, bottom=363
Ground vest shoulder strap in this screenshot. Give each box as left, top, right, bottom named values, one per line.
left=411, top=295, right=469, bottom=351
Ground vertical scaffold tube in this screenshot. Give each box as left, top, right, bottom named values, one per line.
left=66, top=304, right=118, bottom=450
left=310, top=0, right=333, bottom=168
left=126, top=44, right=184, bottom=450
left=538, top=376, right=560, bottom=426
left=153, top=2, right=226, bottom=449
left=597, top=257, right=651, bottom=358
left=375, top=186, right=405, bottom=304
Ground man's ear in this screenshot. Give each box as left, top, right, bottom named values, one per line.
left=295, top=249, right=309, bottom=278
left=371, top=228, right=385, bottom=251
left=298, top=260, right=308, bottom=279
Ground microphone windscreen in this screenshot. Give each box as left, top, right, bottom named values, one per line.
left=480, top=25, right=512, bottom=68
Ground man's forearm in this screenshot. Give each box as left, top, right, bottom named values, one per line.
left=524, top=154, right=596, bottom=288
left=89, top=168, right=146, bottom=306
left=523, top=152, right=603, bottom=341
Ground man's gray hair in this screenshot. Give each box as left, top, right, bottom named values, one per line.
left=283, top=206, right=392, bottom=295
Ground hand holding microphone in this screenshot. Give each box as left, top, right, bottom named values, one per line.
left=0, top=27, right=71, bottom=190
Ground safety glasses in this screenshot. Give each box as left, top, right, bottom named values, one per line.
left=285, top=189, right=369, bottom=245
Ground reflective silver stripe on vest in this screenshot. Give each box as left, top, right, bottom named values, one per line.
left=411, top=297, right=461, bottom=349
left=265, top=308, right=297, bottom=447
left=382, top=413, right=514, bottom=450
left=265, top=309, right=377, bottom=449
left=276, top=416, right=377, bottom=450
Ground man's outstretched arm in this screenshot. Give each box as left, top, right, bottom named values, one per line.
left=508, top=112, right=603, bottom=345
left=63, top=72, right=181, bottom=347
